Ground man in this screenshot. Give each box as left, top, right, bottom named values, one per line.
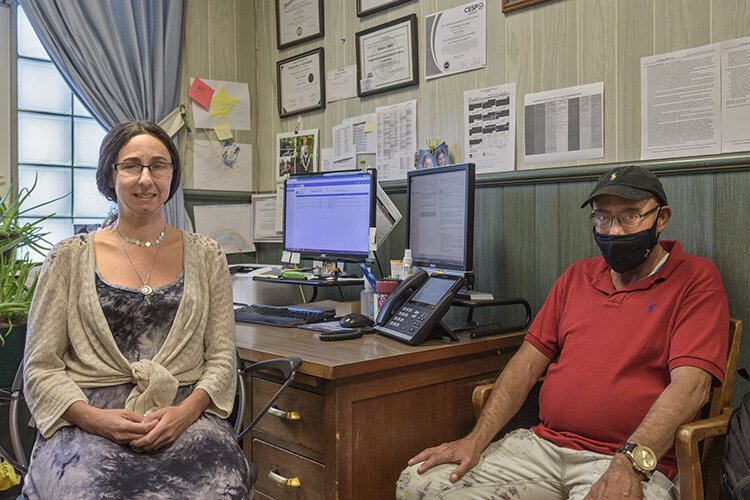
left=397, top=165, right=729, bottom=499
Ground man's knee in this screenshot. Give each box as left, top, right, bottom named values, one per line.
left=396, top=462, right=455, bottom=499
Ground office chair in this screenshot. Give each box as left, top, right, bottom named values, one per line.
left=472, top=318, right=743, bottom=500
left=1, top=353, right=302, bottom=486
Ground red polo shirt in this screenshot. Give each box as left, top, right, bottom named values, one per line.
left=525, top=240, right=729, bottom=479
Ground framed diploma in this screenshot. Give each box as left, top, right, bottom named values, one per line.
left=356, top=0, right=415, bottom=18
left=275, top=0, right=324, bottom=49
left=502, top=0, right=556, bottom=13
left=356, top=14, right=419, bottom=98
left=277, top=48, right=326, bottom=117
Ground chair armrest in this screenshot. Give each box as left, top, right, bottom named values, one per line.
left=240, top=356, right=302, bottom=379
left=472, top=384, right=493, bottom=419
left=674, top=408, right=732, bottom=500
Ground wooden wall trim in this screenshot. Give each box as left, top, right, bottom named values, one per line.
left=380, top=153, right=750, bottom=193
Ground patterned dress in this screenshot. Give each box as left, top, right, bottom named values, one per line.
left=23, top=272, right=251, bottom=499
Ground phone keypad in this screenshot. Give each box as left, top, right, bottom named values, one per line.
left=387, top=306, right=430, bottom=333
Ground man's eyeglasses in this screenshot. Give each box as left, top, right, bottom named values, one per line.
left=590, top=205, right=661, bottom=229
left=113, top=162, right=174, bottom=179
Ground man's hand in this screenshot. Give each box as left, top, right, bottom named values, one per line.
left=407, top=436, right=483, bottom=483
left=585, top=453, right=644, bottom=499
left=65, top=403, right=156, bottom=444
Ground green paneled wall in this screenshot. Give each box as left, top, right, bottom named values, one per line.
left=188, top=162, right=750, bottom=404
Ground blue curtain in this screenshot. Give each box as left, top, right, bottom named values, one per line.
left=21, top=0, right=187, bottom=229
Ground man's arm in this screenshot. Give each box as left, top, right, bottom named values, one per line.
left=407, top=341, right=551, bottom=482
left=586, top=365, right=712, bottom=499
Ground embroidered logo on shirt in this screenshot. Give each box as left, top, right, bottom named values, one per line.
left=647, top=304, right=654, bottom=313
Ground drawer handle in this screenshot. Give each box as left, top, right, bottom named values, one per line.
left=268, top=470, right=301, bottom=488
left=268, top=406, right=301, bottom=421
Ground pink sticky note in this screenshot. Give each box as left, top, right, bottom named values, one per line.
left=189, top=78, right=214, bottom=110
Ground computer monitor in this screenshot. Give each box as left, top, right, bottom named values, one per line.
left=283, top=168, right=377, bottom=262
left=407, top=163, right=475, bottom=279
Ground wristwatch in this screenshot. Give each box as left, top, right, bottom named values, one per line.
left=616, top=442, right=657, bottom=480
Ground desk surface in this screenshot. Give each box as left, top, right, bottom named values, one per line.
left=235, top=321, right=525, bottom=380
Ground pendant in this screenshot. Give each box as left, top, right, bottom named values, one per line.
left=140, top=285, right=153, bottom=306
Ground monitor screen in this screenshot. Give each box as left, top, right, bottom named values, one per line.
left=407, top=163, right=475, bottom=276
left=284, top=169, right=376, bottom=261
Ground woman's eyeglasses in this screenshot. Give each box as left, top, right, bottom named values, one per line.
left=113, top=162, right=174, bottom=179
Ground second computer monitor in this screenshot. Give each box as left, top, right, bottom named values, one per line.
left=284, top=168, right=376, bottom=262
left=407, top=163, right=475, bottom=277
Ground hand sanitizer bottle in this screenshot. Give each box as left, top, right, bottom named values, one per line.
left=360, top=274, right=375, bottom=319
left=401, top=249, right=413, bottom=278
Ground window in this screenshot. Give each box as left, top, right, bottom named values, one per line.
left=16, top=5, right=111, bottom=257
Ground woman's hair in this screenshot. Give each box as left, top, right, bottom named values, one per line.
left=95, top=120, right=182, bottom=204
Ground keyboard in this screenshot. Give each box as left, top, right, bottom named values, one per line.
left=234, top=304, right=335, bottom=327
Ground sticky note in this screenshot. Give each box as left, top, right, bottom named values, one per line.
left=213, top=122, right=233, bottom=141
left=281, top=251, right=291, bottom=263
left=364, top=121, right=375, bottom=133
left=290, top=252, right=301, bottom=264
left=189, top=78, right=214, bottom=110
left=369, top=227, right=377, bottom=251
left=210, top=87, right=240, bottom=118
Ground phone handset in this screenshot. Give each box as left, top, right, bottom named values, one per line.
left=375, top=269, right=429, bottom=326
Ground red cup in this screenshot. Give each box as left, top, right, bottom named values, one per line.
left=375, top=279, right=400, bottom=312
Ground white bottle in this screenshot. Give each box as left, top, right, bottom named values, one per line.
left=360, top=277, right=375, bottom=319
left=401, top=249, right=413, bottom=278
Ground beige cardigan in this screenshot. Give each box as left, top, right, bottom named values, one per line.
left=24, top=231, right=237, bottom=438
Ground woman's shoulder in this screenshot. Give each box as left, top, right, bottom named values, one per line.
left=46, top=233, right=91, bottom=261
left=184, top=231, right=225, bottom=259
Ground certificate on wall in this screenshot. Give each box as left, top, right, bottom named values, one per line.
left=356, top=14, right=419, bottom=97
left=275, top=0, right=324, bottom=49
left=357, top=0, right=414, bottom=17
left=277, top=48, right=325, bottom=118
left=425, top=1, right=486, bottom=80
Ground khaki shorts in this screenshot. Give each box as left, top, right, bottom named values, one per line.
left=396, top=429, right=678, bottom=499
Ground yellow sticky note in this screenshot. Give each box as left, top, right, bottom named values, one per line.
left=213, top=122, right=233, bottom=141
left=364, top=121, right=375, bottom=133
left=210, top=87, right=240, bottom=118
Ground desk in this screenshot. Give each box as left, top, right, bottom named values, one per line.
left=235, top=322, right=525, bottom=499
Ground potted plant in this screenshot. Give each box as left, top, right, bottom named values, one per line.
left=0, top=178, right=57, bottom=388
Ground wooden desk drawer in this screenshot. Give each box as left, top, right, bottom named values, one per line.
left=253, top=439, right=324, bottom=500
left=253, top=377, right=324, bottom=453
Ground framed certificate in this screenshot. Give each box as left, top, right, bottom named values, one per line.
left=277, top=48, right=326, bottom=117
left=356, top=0, right=415, bottom=17
left=356, top=14, right=419, bottom=98
left=502, top=0, right=555, bottom=13
left=275, top=0, right=324, bottom=49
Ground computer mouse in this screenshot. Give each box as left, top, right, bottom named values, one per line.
left=339, top=313, right=375, bottom=329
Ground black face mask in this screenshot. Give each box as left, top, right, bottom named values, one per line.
left=593, top=213, right=660, bottom=273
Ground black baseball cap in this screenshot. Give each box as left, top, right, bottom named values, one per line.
left=580, top=165, right=668, bottom=208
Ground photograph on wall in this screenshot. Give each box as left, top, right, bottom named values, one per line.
left=276, top=129, right=319, bottom=180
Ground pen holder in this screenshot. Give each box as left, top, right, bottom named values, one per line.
left=375, top=279, right=400, bottom=315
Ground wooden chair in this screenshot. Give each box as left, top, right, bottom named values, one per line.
left=472, top=319, right=743, bottom=500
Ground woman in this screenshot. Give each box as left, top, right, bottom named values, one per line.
left=22, top=121, right=250, bottom=498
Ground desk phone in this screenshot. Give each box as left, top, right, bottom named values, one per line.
left=374, top=269, right=464, bottom=345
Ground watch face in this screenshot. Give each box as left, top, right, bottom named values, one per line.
left=633, top=445, right=657, bottom=470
